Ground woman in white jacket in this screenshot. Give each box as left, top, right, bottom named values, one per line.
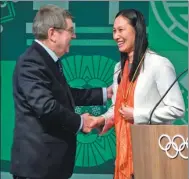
left=93, top=50, right=185, bottom=126
left=90, top=9, right=185, bottom=179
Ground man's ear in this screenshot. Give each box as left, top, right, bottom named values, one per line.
left=48, top=27, right=56, bottom=43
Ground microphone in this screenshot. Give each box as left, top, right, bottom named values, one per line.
left=148, top=68, right=188, bottom=124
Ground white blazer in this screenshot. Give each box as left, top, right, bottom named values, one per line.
left=102, top=50, right=185, bottom=124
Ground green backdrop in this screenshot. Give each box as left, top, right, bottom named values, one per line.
left=1, top=1, right=188, bottom=178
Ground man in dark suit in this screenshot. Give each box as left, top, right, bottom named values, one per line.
left=10, top=5, right=112, bottom=179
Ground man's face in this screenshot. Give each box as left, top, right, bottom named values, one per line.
left=52, top=18, right=76, bottom=57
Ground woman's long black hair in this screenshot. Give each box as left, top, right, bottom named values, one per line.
left=116, top=9, right=148, bottom=83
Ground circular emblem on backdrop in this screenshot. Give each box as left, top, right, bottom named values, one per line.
left=151, top=1, right=188, bottom=47
left=62, top=55, right=117, bottom=167
left=0, top=1, right=16, bottom=33
left=0, top=1, right=7, bottom=33
left=0, top=1, right=7, bottom=8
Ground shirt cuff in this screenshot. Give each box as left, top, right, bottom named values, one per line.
left=77, top=116, right=83, bottom=134
left=102, top=88, right=107, bottom=105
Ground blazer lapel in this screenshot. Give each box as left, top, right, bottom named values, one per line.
left=32, top=42, right=75, bottom=108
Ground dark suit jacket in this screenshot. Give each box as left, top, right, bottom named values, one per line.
left=10, top=42, right=103, bottom=179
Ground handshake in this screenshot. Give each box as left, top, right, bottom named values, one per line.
left=81, top=113, right=105, bottom=134
left=80, top=85, right=113, bottom=134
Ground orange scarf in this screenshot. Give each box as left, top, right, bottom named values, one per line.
left=114, top=60, right=138, bottom=179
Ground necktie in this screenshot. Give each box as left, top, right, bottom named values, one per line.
left=56, top=59, right=75, bottom=107
left=57, top=60, right=63, bottom=74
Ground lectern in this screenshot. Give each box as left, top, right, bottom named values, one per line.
left=131, top=125, right=188, bottom=179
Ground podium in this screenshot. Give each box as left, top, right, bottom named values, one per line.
left=131, top=125, right=188, bottom=179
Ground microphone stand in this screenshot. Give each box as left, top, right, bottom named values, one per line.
left=148, top=68, right=188, bottom=125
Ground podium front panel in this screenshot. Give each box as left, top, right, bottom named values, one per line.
left=131, top=125, right=188, bottom=179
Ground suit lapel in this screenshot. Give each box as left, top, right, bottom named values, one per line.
left=57, top=61, right=75, bottom=108
left=32, top=42, right=75, bottom=108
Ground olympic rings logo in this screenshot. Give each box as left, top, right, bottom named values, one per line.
left=158, top=134, right=188, bottom=160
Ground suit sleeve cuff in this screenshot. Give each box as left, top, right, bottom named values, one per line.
left=77, top=116, right=83, bottom=134
left=102, top=88, right=107, bottom=105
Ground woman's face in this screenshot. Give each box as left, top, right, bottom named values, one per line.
left=113, top=15, right=135, bottom=53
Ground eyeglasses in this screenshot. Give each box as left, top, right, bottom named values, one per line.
left=53, top=27, right=75, bottom=35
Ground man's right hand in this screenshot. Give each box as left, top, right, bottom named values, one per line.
left=90, top=116, right=114, bottom=136
left=81, top=113, right=94, bottom=133
left=89, top=116, right=105, bottom=129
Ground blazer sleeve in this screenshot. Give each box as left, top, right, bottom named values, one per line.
left=70, top=87, right=103, bottom=106
left=17, top=58, right=81, bottom=134
left=101, top=62, right=120, bottom=120
left=134, top=57, right=185, bottom=123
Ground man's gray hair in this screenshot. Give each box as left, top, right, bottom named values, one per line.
left=32, top=4, right=73, bottom=40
